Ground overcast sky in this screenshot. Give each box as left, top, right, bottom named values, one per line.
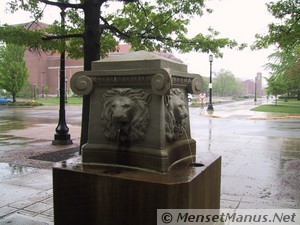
left=0, top=0, right=276, bottom=82
left=175, top=0, right=276, bottom=82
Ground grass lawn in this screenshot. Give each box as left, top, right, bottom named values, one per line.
left=3, top=97, right=83, bottom=107
left=36, top=96, right=83, bottom=105
left=252, top=100, right=300, bottom=113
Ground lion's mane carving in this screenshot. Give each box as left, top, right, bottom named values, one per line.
left=101, top=88, right=151, bottom=145
left=165, top=88, right=189, bottom=142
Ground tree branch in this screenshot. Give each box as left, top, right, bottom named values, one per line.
left=42, top=33, right=84, bottom=40
left=39, top=0, right=83, bottom=9
left=99, top=16, right=131, bottom=39
left=101, top=24, right=131, bottom=39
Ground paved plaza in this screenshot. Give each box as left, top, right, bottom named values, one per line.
left=0, top=99, right=299, bottom=224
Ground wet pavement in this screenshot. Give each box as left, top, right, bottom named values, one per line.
left=0, top=99, right=299, bottom=224
left=191, top=99, right=300, bottom=209
left=0, top=105, right=81, bottom=224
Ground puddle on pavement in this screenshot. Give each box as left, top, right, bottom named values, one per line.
left=0, top=213, right=53, bottom=225
left=0, top=134, right=28, bottom=142
left=281, top=138, right=300, bottom=159
left=0, top=119, right=26, bottom=132
left=0, top=162, right=36, bottom=180
left=0, top=134, right=31, bottom=152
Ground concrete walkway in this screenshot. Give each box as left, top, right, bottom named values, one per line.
left=190, top=100, right=300, bottom=210
left=0, top=105, right=81, bottom=224
left=0, top=100, right=299, bottom=224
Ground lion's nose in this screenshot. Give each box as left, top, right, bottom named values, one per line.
left=112, top=113, right=127, bottom=122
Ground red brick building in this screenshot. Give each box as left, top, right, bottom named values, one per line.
left=26, top=50, right=83, bottom=96
left=242, top=72, right=263, bottom=96
left=20, top=21, right=83, bottom=96
left=22, top=22, right=182, bottom=96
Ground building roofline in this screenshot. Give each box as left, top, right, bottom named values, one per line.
left=12, top=21, right=49, bottom=29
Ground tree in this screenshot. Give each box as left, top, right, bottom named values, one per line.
left=264, top=49, right=300, bottom=100
left=213, top=69, right=242, bottom=97
left=253, top=0, right=300, bottom=51
left=0, top=0, right=244, bottom=147
left=1, top=0, right=243, bottom=58
left=0, top=44, right=29, bottom=102
left=265, top=73, right=289, bottom=105
left=253, top=0, right=300, bottom=101
left=286, top=51, right=300, bottom=100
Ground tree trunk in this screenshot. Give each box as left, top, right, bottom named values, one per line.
left=12, top=93, right=16, bottom=103
left=285, top=92, right=289, bottom=102
left=80, top=0, right=103, bottom=150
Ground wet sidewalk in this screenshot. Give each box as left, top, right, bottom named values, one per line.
left=0, top=164, right=54, bottom=224
left=190, top=100, right=300, bottom=209
left=0, top=105, right=81, bottom=224
left=0, top=101, right=299, bottom=224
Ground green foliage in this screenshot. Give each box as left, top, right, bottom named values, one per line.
left=0, top=0, right=244, bottom=59
left=0, top=44, right=29, bottom=102
left=212, top=69, right=243, bottom=96
left=253, top=0, right=300, bottom=101
left=264, top=48, right=300, bottom=100
left=0, top=24, right=41, bottom=48
left=265, top=50, right=298, bottom=75
left=111, top=1, right=241, bottom=57
left=265, top=73, right=289, bottom=105
left=253, top=0, right=300, bottom=50
left=17, top=81, right=33, bottom=98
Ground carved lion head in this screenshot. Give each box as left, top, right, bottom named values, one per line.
left=165, top=88, right=189, bottom=142
left=101, top=88, right=151, bottom=145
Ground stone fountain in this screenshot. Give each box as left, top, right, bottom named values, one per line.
left=53, top=51, right=221, bottom=225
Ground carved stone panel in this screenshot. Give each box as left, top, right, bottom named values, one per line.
left=101, top=88, right=151, bottom=145
left=165, top=88, right=189, bottom=143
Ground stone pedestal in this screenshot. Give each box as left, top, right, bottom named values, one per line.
left=53, top=154, right=221, bottom=225
left=70, top=51, right=204, bottom=172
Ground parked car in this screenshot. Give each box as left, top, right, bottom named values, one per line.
left=0, top=96, right=13, bottom=104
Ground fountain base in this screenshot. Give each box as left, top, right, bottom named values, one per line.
left=53, top=154, right=221, bottom=225
left=82, top=138, right=196, bottom=172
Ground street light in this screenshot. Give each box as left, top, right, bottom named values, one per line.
left=254, top=76, right=257, bottom=104
left=207, top=54, right=214, bottom=111
left=33, top=82, right=36, bottom=100
left=65, top=77, right=68, bottom=103
left=42, top=84, right=44, bottom=98
left=52, top=6, right=72, bottom=145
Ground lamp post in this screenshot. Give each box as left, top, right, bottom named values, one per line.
left=65, top=77, right=68, bottom=103
left=52, top=5, right=72, bottom=145
left=33, top=82, right=36, bottom=100
left=207, top=54, right=214, bottom=111
left=254, top=77, right=257, bottom=104
left=42, top=84, right=44, bottom=98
